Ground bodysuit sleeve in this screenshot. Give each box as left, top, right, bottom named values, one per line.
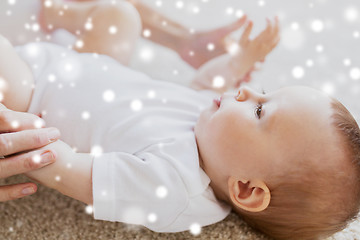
left=92, top=149, right=189, bottom=232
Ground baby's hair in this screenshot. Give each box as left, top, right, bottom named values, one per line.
left=232, top=98, right=360, bottom=240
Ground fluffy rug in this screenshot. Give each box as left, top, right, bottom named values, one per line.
left=1, top=175, right=360, bottom=240
left=1, top=0, right=360, bottom=239
left=0, top=175, right=272, bottom=240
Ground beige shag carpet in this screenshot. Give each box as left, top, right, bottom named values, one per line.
left=1, top=1, right=360, bottom=239
left=1, top=175, right=360, bottom=240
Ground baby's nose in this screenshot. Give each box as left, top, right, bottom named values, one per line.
left=235, top=86, right=261, bottom=102
left=235, top=87, right=247, bottom=101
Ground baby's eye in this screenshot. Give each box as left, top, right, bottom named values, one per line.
left=254, top=104, right=263, bottom=119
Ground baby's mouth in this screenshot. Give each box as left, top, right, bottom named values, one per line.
left=213, top=96, right=222, bottom=108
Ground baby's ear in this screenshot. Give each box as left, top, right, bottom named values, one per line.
left=227, top=177, right=271, bottom=212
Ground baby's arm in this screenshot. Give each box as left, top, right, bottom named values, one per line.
left=190, top=17, right=280, bottom=94
left=0, top=35, right=93, bottom=203
left=0, top=35, right=34, bottom=112
left=25, top=140, right=93, bottom=205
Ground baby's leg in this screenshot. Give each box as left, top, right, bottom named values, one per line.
left=0, top=35, right=34, bottom=112
left=40, top=0, right=142, bottom=65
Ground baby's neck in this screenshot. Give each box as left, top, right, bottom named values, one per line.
left=195, top=139, right=230, bottom=203
left=209, top=180, right=230, bottom=204
left=199, top=158, right=229, bottom=203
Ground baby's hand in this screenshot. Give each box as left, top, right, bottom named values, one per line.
left=179, top=15, right=248, bottom=69
left=230, top=17, right=280, bottom=87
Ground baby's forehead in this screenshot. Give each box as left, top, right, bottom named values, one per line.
left=277, top=86, right=329, bottom=102
left=268, top=87, right=336, bottom=151
left=274, top=86, right=333, bottom=118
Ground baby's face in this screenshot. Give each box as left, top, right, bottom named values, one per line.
left=195, top=86, right=339, bottom=186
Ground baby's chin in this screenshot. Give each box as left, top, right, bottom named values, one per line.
left=194, top=97, right=222, bottom=133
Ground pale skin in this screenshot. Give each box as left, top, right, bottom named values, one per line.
left=194, top=86, right=343, bottom=212
left=39, top=0, right=250, bottom=69
left=0, top=104, right=61, bottom=202
left=0, top=6, right=279, bottom=206
left=0, top=37, right=62, bottom=202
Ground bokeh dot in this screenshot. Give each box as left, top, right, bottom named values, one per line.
left=103, top=90, right=115, bottom=102
left=139, top=47, right=154, bottom=62
left=344, top=7, right=358, bottom=22
left=322, top=82, right=335, bottom=95
left=343, top=58, right=352, bottom=66
left=143, top=29, right=151, bottom=38
left=148, top=213, right=157, bottom=223
left=130, top=99, right=143, bottom=111
left=311, top=19, right=324, bottom=32
left=189, top=223, right=202, bottom=236
left=212, top=75, right=225, bottom=88
left=292, top=66, right=305, bottom=79
left=306, top=59, right=314, bottom=67
left=85, top=21, right=93, bottom=31
left=82, top=111, right=90, bottom=120
left=175, top=1, right=184, bottom=9
left=32, top=154, right=41, bottom=164
left=109, top=26, right=118, bottom=34
left=315, top=44, right=324, bottom=52
left=91, top=145, right=103, bottom=157
left=349, top=67, right=360, bottom=80
left=156, top=186, right=168, bottom=198
left=147, top=90, right=156, bottom=98
left=85, top=205, right=93, bottom=214
left=207, top=43, right=215, bottom=51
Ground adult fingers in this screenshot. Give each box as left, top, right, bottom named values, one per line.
left=0, top=110, right=46, bottom=133
left=0, top=149, right=56, bottom=179
left=0, top=182, right=37, bottom=202
left=0, top=127, right=60, bottom=157
left=239, top=21, right=253, bottom=46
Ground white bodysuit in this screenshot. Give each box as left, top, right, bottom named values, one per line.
left=16, top=43, right=231, bottom=232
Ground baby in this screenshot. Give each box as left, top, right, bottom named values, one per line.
left=1, top=5, right=360, bottom=240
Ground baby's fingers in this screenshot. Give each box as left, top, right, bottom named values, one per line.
left=239, top=21, right=253, bottom=46
left=272, top=17, right=280, bottom=43
left=255, top=17, right=277, bottom=43
left=263, top=18, right=275, bottom=40
left=266, top=18, right=273, bottom=33
left=273, top=16, right=279, bottom=35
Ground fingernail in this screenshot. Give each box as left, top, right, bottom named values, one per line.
left=21, top=187, right=35, bottom=196
left=48, top=128, right=60, bottom=142
left=41, top=150, right=54, bottom=165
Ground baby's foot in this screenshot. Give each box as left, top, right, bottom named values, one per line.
left=38, top=0, right=62, bottom=33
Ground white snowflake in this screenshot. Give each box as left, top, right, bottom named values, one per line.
left=130, top=99, right=143, bottom=111
left=156, top=186, right=168, bottom=198
left=103, top=90, right=115, bottom=102
left=212, top=75, right=225, bottom=88
left=147, top=213, right=157, bottom=223
left=91, top=145, right=103, bottom=157
left=189, top=223, right=202, bottom=236
left=85, top=205, right=93, bottom=214
left=311, top=19, right=324, bottom=32
left=292, top=66, right=305, bottom=79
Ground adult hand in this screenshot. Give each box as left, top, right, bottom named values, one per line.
left=179, top=15, right=247, bottom=69
left=0, top=104, right=60, bottom=202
